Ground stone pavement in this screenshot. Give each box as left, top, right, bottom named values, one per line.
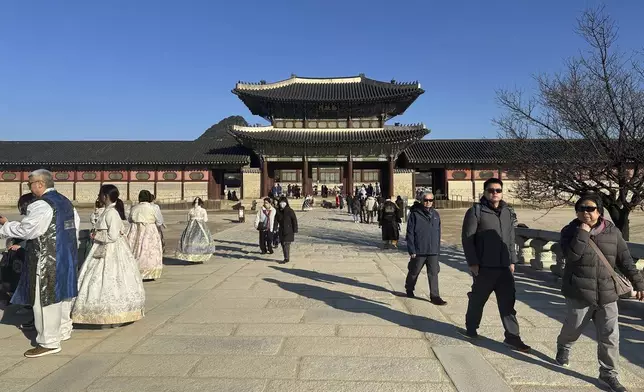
left=0, top=208, right=643, bottom=391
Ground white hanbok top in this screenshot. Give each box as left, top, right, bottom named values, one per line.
left=151, top=203, right=165, bottom=228
left=188, top=205, right=208, bottom=222
left=94, top=204, right=125, bottom=243
left=129, top=202, right=159, bottom=225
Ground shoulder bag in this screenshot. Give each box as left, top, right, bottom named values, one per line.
left=588, top=240, right=633, bottom=297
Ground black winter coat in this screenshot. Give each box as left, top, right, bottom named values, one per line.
left=406, top=204, right=441, bottom=256
left=461, top=200, right=517, bottom=268
left=275, top=206, right=298, bottom=243
left=560, top=219, right=644, bottom=306
left=379, top=202, right=401, bottom=241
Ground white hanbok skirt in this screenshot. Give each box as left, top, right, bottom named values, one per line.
left=72, top=236, right=145, bottom=324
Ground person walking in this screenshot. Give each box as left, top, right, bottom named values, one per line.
left=254, top=197, right=276, bottom=255
left=556, top=193, right=644, bottom=392
left=461, top=178, right=530, bottom=352
left=275, top=197, right=298, bottom=263
left=351, top=196, right=361, bottom=223
left=379, top=199, right=401, bottom=249
left=0, top=169, right=80, bottom=358
left=405, top=192, right=447, bottom=305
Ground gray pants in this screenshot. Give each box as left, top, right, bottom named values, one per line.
left=557, top=298, right=619, bottom=377
left=405, top=255, right=440, bottom=298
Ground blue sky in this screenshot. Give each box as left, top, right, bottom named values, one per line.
left=1, top=0, right=642, bottom=141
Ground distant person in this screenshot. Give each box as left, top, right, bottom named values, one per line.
left=275, top=197, right=298, bottom=263
left=556, top=193, right=644, bottom=392
left=460, top=178, right=530, bottom=352
left=175, top=197, right=216, bottom=264
left=254, top=197, right=276, bottom=255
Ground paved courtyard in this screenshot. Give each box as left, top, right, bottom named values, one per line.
left=0, top=208, right=643, bottom=391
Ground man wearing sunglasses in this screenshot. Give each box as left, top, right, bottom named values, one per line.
left=405, top=192, right=447, bottom=305
left=460, top=178, right=530, bottom=352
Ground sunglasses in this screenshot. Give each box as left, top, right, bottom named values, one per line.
left=486, top=188, right=503, bottom=194
left=423, top=198, right=434, bottom=202
left=576, top=206, right=597, bottom=213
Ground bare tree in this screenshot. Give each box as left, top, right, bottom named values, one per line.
left=495, top=6, right=644, bottom=240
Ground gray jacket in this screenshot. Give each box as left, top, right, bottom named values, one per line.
left=461, top=199, right=517, bottom=267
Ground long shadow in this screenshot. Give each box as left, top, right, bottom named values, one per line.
left=301, top=225, right=381, bottom=250
left=214, top=239, right=257, bottom=247
left=270, top=266, right=392, bottom=293
left=263, top=276, right=599, bottom=387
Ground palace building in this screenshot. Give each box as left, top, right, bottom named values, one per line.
left=0, top=74, right=531, bottom=206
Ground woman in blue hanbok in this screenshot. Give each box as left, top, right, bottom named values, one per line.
left=175, top=198, right=216, bottom=263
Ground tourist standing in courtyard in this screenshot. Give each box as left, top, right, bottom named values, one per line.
left=351, top=196, right=361, bottom=223
left=556, top=193, right=644, bottom=392
left=379, top=199, right=401, bottom=249
left=461, top=178, right=530, bottom=352
left=127, top=190, right=164, bottom=280
left=175, top=197, right=217, bottom=263
left=0, top=169, right=79, bottom=358
left=275, top=196, right=298, bottom=263
left=72, top=185, right=145, bottom=326
left=405, top=192, right=446, bottom=305
left=254, top=197, right=276, bottom=255
left=150, top=194, right=166, bottom=253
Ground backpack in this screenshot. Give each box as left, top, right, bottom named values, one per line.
left=472, top=203, right=517, bottom=227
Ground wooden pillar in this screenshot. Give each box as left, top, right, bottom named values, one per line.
left=153, top=167, right=158, bottom=197
left=261, top=159, right=269, bottom=197
left=346, top=156, right=353, bottom=196
left=471, top=166, right=476, bottom=201
left=388, top=156, right=395, bottom=200
left=180, top=166, right=185, bottom=201
left=302, top=156, right=308, bottom=197
left=208, top=169, right=222, bottom=200
left=70, top=166, right=76, bottom=202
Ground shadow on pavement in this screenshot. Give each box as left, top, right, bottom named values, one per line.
left=262, top=275, right=599, bottom=387
left=440, top=244, right=644, bottom=370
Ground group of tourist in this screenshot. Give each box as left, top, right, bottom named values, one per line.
left=404, top=177, right=644, bottom=391
left=0, top=169, right=219, bottom=359
left=254, top=196, right=298, bottom=263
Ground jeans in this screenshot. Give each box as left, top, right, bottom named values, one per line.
left=281, top=241, right=291, bottom=261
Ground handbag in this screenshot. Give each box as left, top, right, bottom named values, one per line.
left=588, top=240, right=633, bottom=297
left=256, top=220, right=265, bottom=231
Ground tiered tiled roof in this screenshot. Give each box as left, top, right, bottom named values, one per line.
left=233, top=74, right=423, bottom=103
left=228, top=124, right=428, bottom=146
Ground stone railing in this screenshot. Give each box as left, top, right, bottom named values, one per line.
left=515, top=227, right=644, bottom=276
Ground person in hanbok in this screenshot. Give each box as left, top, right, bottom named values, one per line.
left=175, top=197, right=216, bottom=263
left=127, top=190, right=163, bottom=281
left=72, top=184, right=145, bottom=325
left=151, top=194, right=166, bottom=253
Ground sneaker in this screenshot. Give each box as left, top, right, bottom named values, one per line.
left=598, top=374, right=628, bottom=392
left=406, top=291, right=415, bottom=298
left=457, top=328, right=479, bottom=339
left=555, top=347, right=570, bottom=367
left=430, top=297, right=448, bottom=306
left=24, top=345, right=61, bottom=358
left=503, top=337, right=532, bottom=353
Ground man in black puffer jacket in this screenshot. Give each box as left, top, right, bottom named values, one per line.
left=461, top=178, right=530, bottom=353
left=556, top=194, right=644, bottom=392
